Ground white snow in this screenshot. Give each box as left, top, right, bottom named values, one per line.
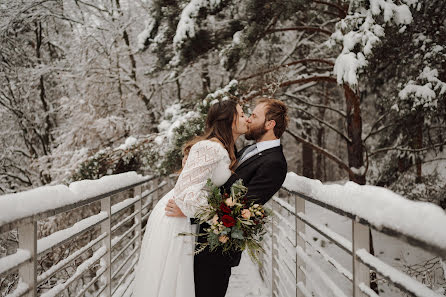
left=37, top=211, right=108, bottom=254
left=37, top=233, right=106, bottom=284
left=157, top=103, right=199, bottom=141
left=40, top=246, right=107, bottom=297
left=173, top=0, right=221, bottom=48
left=296, top=246, right=348, bottom=297
left=396, top=66, right=445, bottom=112
left=0, top=249, right=31, bottom=276
left=273, top=197, right=353, bottom=252
left=399, top=82, right=436, bottom=102
left=205, top=79, right=238, bottom=101
left=356, top=248, right=443, bottom=297
left=232, top=31, right=242, bottom=45
left=136, top=18, right=156, bottom=50
left=225, top=252, right=270, bottom=297
left=0, top=172, right=149, bottom=227
left=332, top=0, right=414, bottom=86
left=117, top=136, right=138, bottom=150
left=350, top=166, right=366, bottom=176
left=4, top=279, right=29, bottom=297
left=282, top=172, right=446, bottom=252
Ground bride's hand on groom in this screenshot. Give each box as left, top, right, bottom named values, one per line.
left=165, top=199, right=186, bottom=217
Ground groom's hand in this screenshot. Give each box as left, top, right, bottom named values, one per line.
left=165, top=199, right=186, bottom=217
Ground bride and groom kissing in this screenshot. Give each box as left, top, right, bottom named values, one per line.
left=133, top=98, right=289, bottom=297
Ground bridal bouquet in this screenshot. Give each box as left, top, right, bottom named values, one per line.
left=190, top=179, right=271, bottom=261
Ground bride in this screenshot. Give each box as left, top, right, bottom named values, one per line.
left=132, top=100, right=248, bottom=297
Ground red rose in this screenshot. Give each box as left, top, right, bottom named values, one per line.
left=224, top=193, right=229, bottom=198
left=220, top=202, right=231, bottom=214
left=221, top=215, right=236, bottom=227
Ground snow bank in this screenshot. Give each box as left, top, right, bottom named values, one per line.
left=0, top=172, right=149, bottom=227
left=282, top=172, right=446, bottom=250
left=331, top=0, right=414, bottom=86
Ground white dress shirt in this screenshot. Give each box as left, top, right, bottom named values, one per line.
left=238, top=139, right=281, bottom=165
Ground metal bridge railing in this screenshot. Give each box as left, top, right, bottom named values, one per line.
left=0, top=173, right=172, bottom=297
left=259, top=184, right=446, bottom=297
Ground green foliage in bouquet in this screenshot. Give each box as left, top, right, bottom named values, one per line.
left=192, top=179, right=272, bottom=263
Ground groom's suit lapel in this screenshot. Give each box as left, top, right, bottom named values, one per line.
left=235, top=145, right=282, bottom=172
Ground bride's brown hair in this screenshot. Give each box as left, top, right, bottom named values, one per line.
left=182, top=100, right=238, bottom=171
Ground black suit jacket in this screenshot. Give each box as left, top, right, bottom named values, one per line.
left=195, top=144, right=287, bottom=267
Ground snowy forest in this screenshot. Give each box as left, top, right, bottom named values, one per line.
left=0, top=0, right=445, bottom=296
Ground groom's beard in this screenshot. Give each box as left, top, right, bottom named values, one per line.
left=245, top=123, right=267, bottom=141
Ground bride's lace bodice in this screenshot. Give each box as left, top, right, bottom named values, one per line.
left=173, top=140, right=231, bottom=218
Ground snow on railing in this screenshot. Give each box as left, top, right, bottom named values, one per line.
left=260, top=172, right=446, bottom=297
left=0, top=172, right=172, bottom=297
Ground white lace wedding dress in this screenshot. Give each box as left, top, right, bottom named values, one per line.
left=132, top=140, right=231, bottom=297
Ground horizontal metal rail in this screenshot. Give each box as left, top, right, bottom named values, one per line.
left=282, top=188, right=446, bottom=258
left=268, top=183, right=446, bottom=297
left=0, top=174, right=170, bottom=297
left=0, top=176, right=156, bottom=234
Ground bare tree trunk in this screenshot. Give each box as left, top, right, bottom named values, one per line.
left=315, top=127, right=324, bottom=179
left=344, top=85, right=365, bottom=184
left=35, top=21, right=52, bottom=185
left=415, top=118, right=423, bottom=182
left=344, top=85, right=378, bottom=294
left=201, top=58, right=211, bottom=94
left=114, top=0, right=157, bottom=130
left=35, top=21, right=53, bottom=156
left=302, top=129, right=314, bottom=178
left=316, top=84, right=329, bottom=180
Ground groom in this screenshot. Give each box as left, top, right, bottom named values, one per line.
left=167, top=98, right=288, bottom=297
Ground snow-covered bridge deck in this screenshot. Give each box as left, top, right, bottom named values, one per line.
left=1, top=172, right=445, bottom=297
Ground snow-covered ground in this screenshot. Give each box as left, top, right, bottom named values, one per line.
left=226, top=253, right=270, bottom=297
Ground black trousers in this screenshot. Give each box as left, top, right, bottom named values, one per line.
left=194, top=252, right=232, bottom=297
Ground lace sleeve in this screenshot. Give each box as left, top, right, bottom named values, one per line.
left=173, top=140, right=226, bottom=218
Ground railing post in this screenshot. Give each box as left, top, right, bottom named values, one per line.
left=271, top=200, right=278, bottom=297
left=134, top=186, right=142, bottom=247
left=18, top=222, right=37, bottom=297
left=353, top=219, right=370, bottom=297
left=295, top=195, right=306, bottom=297
left=101, top=196, right=111, bottom=296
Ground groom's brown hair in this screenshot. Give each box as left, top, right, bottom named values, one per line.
left=256, top=98, right=289, bottom=138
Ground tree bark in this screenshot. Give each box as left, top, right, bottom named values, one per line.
left=415, top=118, right=423, bottom=182
left=302, top=129, right=314, bottom=178
left=344, top=84, right=378, bottom=294
left=344, top=85, right=365, bottom=184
